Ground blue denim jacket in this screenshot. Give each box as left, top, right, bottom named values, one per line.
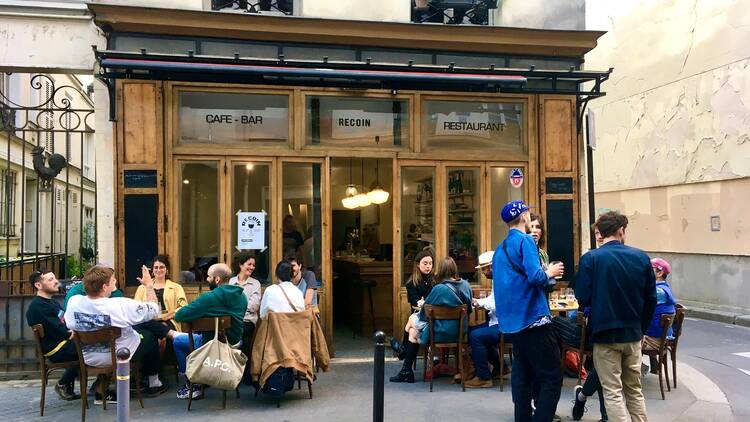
left=492, top=228, right=551, bottom=334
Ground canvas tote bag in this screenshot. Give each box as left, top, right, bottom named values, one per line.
left=186, top=317, right=247, bottom=390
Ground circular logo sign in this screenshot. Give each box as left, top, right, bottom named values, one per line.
left=509, top=168, right=524, bottom=188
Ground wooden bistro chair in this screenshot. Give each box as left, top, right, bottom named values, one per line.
left=497, top=333, right=513, bottom=392
left=184, top=316, right=239, bottom=411
left=667, top=304, right=688, bottom=388
left=641, top=313, right=675, bottom=400
left=423, top=304, right=468, bottom=392
left=72, top=326, right=144, bottom=422
left=560, top=312, right=592, bottom=385
left=31, top=324, right=80, bottom=417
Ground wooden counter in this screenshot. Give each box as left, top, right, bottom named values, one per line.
left=333, top=258, right=393, bottom=336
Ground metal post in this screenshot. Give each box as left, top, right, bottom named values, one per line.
left=116, top=347, right=131, bottom=422
left=373, top=331, right=385, bottom=422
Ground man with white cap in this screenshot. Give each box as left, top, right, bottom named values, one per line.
left=464, top=250, right=501, bottom=388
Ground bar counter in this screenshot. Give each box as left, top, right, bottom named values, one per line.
left=333, top=257, right=393, bottom=336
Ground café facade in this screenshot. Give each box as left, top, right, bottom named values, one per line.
left=90, top=2, right=610, bottom=352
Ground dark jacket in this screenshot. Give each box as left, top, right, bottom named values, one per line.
left=575, top=240, right=657, bottom=344
left=406, top=274, right=433, bottom=308
left=26, top=296, right=70, bottom=356
left=418, top=279, right=472, bottom=344
left=175, top=284, right=248, bottom=346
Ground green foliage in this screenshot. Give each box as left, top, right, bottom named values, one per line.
left=67, top=255, right=83, bottom=279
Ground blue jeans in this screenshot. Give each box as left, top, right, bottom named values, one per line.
left=468, top=322, right=501, bottom=380
left=173, top=333, right=203, bottom=374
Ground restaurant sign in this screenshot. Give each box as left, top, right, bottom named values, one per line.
left=237, top=210, right=266, bottom=251
left=435, top=112, right=506, bottom=138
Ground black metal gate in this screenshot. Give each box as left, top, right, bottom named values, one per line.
left=0, top=73, right=96, bottom=377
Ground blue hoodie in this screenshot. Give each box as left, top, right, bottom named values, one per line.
left=418, top=279, right=473, bottom=344
left=493, top=228, right=551, bottom=334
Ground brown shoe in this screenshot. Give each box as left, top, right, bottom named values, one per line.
left=464, top=376, right=493, bottom=389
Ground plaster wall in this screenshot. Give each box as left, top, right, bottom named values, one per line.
left=298, top=0, right=410, bottom=22
left=494, top=0, right=584, bottom=30
left=93, top=79, right=115, bottom=266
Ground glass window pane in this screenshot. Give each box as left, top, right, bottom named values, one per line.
left=422, top=100, right=524, bottom=152
left=490, top=167, right=525, bottom=248
left=306, top=96, right=408, bottom=147
left=179, top=162, right=220, bottom=283
left=178, top=91, right=289, bottom=145
left=401, top=167, right=435, bottom=286
left=200, top=41, right=278, bottom=58
left=232, top=163, right=271, bottom=284
left=360, top=50, right=433, bottom=65
left=283, top=46, right=356, bottom=61
left=114, top=36, right=196, bottom=54
left=447, top=168, right=480, bottom=284
left=282, top=163, right=323, bottom=284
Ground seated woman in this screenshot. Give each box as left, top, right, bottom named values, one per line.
left=229, top=251, right=262, bottom=340
left=389, top=256, right=472, bottom=383
left=133, top=255, right=187, bottom=336
left=643, top=257, right=676, bottom=371
left=390, top=249, right=434, bottom=357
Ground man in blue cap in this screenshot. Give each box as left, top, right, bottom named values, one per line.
left=493, top=200, right=564, bottom=422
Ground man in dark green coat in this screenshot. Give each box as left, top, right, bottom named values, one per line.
left=172, top=263, right=247, bottom=400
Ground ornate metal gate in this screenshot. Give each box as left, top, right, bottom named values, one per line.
left=0, top=73, right=96, bottom=376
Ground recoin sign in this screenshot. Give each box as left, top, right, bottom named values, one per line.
left=237, top=210, right=266, bottom=251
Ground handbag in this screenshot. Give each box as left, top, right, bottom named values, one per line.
left=186, top=317, right=248, bottom=390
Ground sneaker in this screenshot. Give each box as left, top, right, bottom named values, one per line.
left=464, top=376, right=493, bottom=389
left=552, top=415, right=562, bottom=422
left=143, top=384, right=168, bottom=398
left=176, top=383, right=203, bottom=400
left=54, top=382, right=80, bottom=401
left=572, top=385, right=587, bottom=420
left=94, top=390, right=117, bottom=405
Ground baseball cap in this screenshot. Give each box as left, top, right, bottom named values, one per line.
left=501, top=200, right=533, bottom=223
left=475, top=251, right=494, bottom=269
left=651, top=258, right=671, bottom=275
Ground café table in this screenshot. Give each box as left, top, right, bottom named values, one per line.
left=549, top=300, right=579, bottom=318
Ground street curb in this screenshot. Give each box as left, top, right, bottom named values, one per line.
left=688, top=306, right=750, bottom=328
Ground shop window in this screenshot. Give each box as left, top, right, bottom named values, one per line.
left=400, top=167, right=435, bottom=286
left=422, top=100, right=524, bottom=153
left=490, top=167, right=525, bottom=248
left=178, top=91, right=289, bottom=146
left=447, top=167, right=480, bottom=284
left=306, top=96, right=409, bottom=148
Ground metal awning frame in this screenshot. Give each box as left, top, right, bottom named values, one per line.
left=94, top=47, right=612, bottom=122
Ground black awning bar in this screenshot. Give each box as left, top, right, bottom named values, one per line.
left=94, top=48, right=612, bottom=83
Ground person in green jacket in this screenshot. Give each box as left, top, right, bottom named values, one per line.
left=172, top=263, right=247, bottom=400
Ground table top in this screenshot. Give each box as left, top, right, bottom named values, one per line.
left=549, top=300, right=579, bottom=313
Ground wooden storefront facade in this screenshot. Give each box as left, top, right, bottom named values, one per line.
left=92, top=3, right=609, bottom=353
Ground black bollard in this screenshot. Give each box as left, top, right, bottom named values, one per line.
left=373, top=331, right=385, bottom=422
left=116, top=347, right=131, bottom=422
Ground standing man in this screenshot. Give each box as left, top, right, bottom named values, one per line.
left=575, top=211, right=656, bottom=422
left=493, top=200, right=564, bottom=422
left=26, top=269, right=80, bottom=401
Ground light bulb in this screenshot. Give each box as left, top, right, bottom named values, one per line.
left=345, top=184, right=359, bottom=197
left=367, top=187, right=390, bottom=204
left=342, top=195, right=359, bottom=209
left=354, top=193, right=371, bottom=207
left=245, top=163, right=254, bottom=171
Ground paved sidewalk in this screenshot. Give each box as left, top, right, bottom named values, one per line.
left=0, top=357, right=731, bottom=421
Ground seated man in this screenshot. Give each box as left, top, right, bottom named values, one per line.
left=63, top=263, right=123, bottom=310
left=465, top=251, right=501, bottom=389
left=65, top=265, right=168, bottom=402
left=287, top=253, right=319, bottom=308
left=172, top=263, right=248, bottom=400
left=260, top=261, right=305, bottom=318
left=26, top=269, right=80, bottom=401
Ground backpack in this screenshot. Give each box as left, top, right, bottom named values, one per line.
left=261, top=367, right=295, bottom=398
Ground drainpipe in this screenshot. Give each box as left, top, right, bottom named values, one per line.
left=585, top=111, right=596, bottom=249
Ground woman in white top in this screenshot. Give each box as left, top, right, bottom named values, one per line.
left=259, top=261, right=304, bottom=319
left=229, top=251, right=262, bottom=339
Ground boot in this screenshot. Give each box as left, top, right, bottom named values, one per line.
left=390, top=331, right=408, bottom=359
left=389, top=368, right=415, bottom=383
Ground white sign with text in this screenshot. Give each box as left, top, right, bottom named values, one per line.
left=236, top=211, right=266, bottom=251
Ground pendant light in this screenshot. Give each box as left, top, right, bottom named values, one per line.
left=353, top=158, right=371, bottom=207
left=367, top=159, right=390, bottom=204
left=342, top=157, right=359, bottom=209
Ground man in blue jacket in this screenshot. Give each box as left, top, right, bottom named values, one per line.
left=575, top=211, right=656, bottom=422
left=493, top=200, right=564, bottom=422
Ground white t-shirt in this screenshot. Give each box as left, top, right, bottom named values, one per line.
left=259, top=282, right=305, bottom=319
left=65, top=295, right=160, bottom=367
left=476, top=291, right=498, bottom=327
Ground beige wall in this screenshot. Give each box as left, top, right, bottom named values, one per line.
left=585, top=0, right=750, bottom=254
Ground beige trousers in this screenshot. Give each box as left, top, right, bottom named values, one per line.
left=593, top=341, right=648, bottom=422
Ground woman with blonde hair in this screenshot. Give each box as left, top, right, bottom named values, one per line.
left=390, top=256, right=472, bottom=383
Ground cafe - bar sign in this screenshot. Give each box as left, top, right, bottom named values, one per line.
left=180, top=107, right=288, bottom=142
left=435, top=112, right=506, bottom=138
